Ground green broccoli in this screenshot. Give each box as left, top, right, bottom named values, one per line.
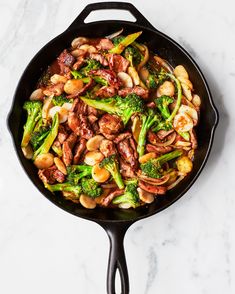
left=81, top=178, right=102, bottom=198
left=146, top=74, right=158, bottom=89
left=80, top=93, right=145, bottom=125
left=71, top=70, right=84, bottom=79
left=110, top=31, right=142, bottom=54
left=44, top=182, right=82, bottom=198
left=52, top=95, right=72, bottom=106
left=112, top=36, right=125, bottom=46
left=33, top=112, right=59, bottom=160
left=155, top=95, right=174, bottom=119
left=112, top=179, right=140, bottom=208
left=71, top=72, right=108, bottom=86
left=30, top=126, right=50, bottom=150
left=137, top=109, right=160, bottom=157
left=99, top=155, right=124, bottom=189
left=67, top=165, right=92, bottom=185
left=124, top=46, right=142, bottom=67
left=141, top=150, right=183, bottom=178
left=21, top=101, right=42, bottom=148
left=81, top=59, right=102, bottom=76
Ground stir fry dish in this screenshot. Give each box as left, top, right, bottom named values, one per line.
left=21, top=30, right=201, bottom=209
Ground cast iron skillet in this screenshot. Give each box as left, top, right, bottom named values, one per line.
left=8, top=2, right=219, bottom=293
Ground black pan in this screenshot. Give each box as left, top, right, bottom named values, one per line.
left=7, top=2, right=219, bottom=293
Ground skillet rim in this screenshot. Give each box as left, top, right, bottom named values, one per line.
left=7, top=19, right=219, bottom=224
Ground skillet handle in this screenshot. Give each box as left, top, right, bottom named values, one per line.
left=101, top=222, right=131, bottom=294
left=67, top=2, right=155, bottom=31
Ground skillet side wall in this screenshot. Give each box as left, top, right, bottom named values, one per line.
left=8, top=21, right=217, bottom=222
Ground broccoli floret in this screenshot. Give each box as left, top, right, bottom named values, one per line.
left=52, top=95, right=72, bottom=106
left=146, top=74, right=158, bottom=89
left=21, top=101, right=42, bottom=148
left=155, top=95, right=174, bottom=119
left=81, top=93, right=145, bottom=125
left=30, top=126, right=50, bottom=150
left=33, top=112, right=59, bottom=160
left=110, top=31, right=142, bottom=54
left=137, top=109, right=160, bottom=157
left=67, top=165, right=92, bottom=185
left=124, top=46, right=142, bottom=67
left=81, top=178, right=102, bottom=198
left=45, top=182, right=82, bottom=198
left=99, top=155, right=124, bottom=189
left=112, top=179, right=140, bottom=208
left=141, top=150, right=183, bottom=178
left=112, top=36, right=125, bottom=46
left=71, top=70, right=84, bottom=79
left=80, top=59, right=102, bottom=76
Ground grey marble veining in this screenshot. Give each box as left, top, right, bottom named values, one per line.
left=1, top=0, right=235, bottom=293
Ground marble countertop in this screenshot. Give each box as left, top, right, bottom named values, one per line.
left=0, top=0, right=233, bottom=293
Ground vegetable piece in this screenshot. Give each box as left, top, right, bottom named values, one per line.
left=21, top=145, right=34, bottom=159
left=99, top=154, right=124, bottom=189
left=33, top=113, right=59, bottom=160
left=157, top=81, right=175, bottom=97
left=173, top=112, right=193, bottom=132
left=141, top=150, right=183, bottom=179
left=64, top=79, right=84, bottom=95
left=112, top=179, right=140, bottom=208
left=54, top=157, right=67, bottom=175
left=86, top=135, right=104, bottom=151
left=67, top=165, right=92, bottom=185
left=137, top=187, right=154, bottom=204
left=81, top=59, right=102, bottom=76
left=29, top=89, right=44, bottom=101
left=139, top=152, right=157, bottom=164
left=137, top=109, right=160, bottom=157
left=176, top=156, right=193, bottom=174
left=155, top=95, right=174, bottom=119
left=124, top=46, right=143, bottom=67
left=30, top=126, right=50, bottom=150
left=109, top=31, right=142, bottom=54
left=52, top=95, right=72, bottom=106
left=34, top=153, right=54, bottom=169
left=21, top=101, right=42, bottom=147
left=80, top=93, right=145, bottom=125
left=81, top=178, right=102, bottom=198
left=45, top=182, right=82, bottom=198
left=117, top=72, right=133, bottom=88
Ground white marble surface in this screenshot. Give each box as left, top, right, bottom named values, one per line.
left=0, top=0, right=234, bottom=293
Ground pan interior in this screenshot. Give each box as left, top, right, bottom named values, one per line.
left=9, top=21, right=217, bottom=223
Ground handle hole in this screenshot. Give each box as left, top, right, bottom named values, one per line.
left=115, top=268, right=122, bottom=294
left=84, top=9, right=136, bottom=23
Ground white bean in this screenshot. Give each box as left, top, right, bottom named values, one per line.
left=92, top=164, right=110, bottom=183
left=128, top=67, right=140, bottom=85
left=137, top=187, right=154, bottom=204
left=54, top=157, right=67, bottom=175
left=64, top=79, right=84, bottom=95
left=50, top=74, right=67, bottom=84
left=34, top=153, right=54, bottom=169
left=84, top=151, right=104, bottom=166
left=157, top=81, right=175, bottom=97
left=22, top=145, right=33, bottom=159
left=80, top=194, right=96, bottom=209
left=71, top=37, right=89, bottom=48
left=29, top=88, right=44, bottom=101
left=174, top=65, right=189, bottom=79
left=42, top=97, right=53, bottom=120
left=86, top=135, right=104, bottom=151
left=117, top=72, right=133, bottom=88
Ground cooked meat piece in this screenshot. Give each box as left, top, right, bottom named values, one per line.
left=129, top=137, right=138, bottom=159
left=90, top=53, right=108, bottom=66
left=87, top=105, right=98, bottom=117
left=117, top=139, right=138, bottom=170
left=67, top=78, right=94, bottom=98
left=38, top=165, right=65, bottom=184
left=62, top=133, right=77, bottom=166
left=96, top=38, right=114, bottom=50
left=43, top=82, right=64, bottom=96
left=147, top=130, right=162, bottom=145
left=100, top=139, right=116, bottom=157
left=72, top=56, right=85, bottom=70
left=53, top=169, right=65, bottom=183
left=107, top=53, right=130, bottom=73
left=92, top=122, right=101, bottom=135
left=38, top=166, right=57, bottom=184
left=73, top=138, right=87, bottom=164
left=57, top=125, right=69, bottom=144
left=95, top=86, right=117, bottom=98
left=119, top=159, right=136, bottom=178
left=101, top=189, right=124, bottom=207
left=68, top=112, right=80, bottom=135
left=88, top=114, right=98, bottom=124
left=79, top=114, right=94, bottom=139
left=113, top=132, right=132, bottom=144
left=157, top=129, right=174, bottom=140
left=139, top=181, right=167, bottom=195
left=146, top=144, right=173, bottom=154
left=189, top=129, right=198, bottom=149
left=89, top=69, right=121, bottom=89
left=118, top=86, right=149, bottom=99
left=57, top=49, right=75, bottom=74
left=146, top=101, right=156, bottom=108
left=70, top=98, right=88, bottom=115
left=99, top=114, right=123, bottom=139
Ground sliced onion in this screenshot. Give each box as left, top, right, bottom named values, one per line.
left=137, top=45, right=149, bottom=70
left=153, top=132, right=176, bottom=147
left=153, top=56, right=173, bottom=73
left=138, top=174, right=170, bottom=186
left=167, top=175, right=185, bottom=190
left=174, top=140, right=191, bottom=147
left=105, top=28, right=123, bottom=39
left=101, top=183, right=118, bottom=189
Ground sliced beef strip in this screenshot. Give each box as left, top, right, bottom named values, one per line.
left=73, top=138, right=87, bottom=164
left=62, top=133, right=77, bottom=166
left=117, top=138, right=138, bottom=170
left=98, top=114, right=123, bottom=139
left=99, top=139, right=116, bottom=157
